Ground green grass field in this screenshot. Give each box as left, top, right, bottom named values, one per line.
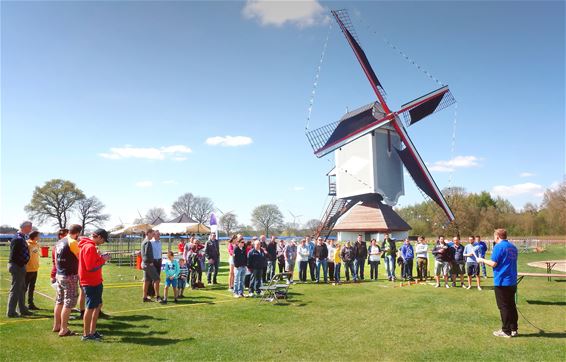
left=1, top=243, right=565, bottom=361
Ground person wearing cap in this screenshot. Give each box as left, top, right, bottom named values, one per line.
left=7, top=221, right=33, bottom=318
left=78, top=229, right=111, bottom=341
left=53, top=224, right=82, bottom=336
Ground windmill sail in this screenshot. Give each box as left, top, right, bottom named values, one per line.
left=399, top=86, right=456, bottom=126
left=307, top=102, right=393, bottom=158
left=393, top=116, right=455, bottom=221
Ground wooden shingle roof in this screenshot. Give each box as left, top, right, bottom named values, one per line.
left=333, top=200, right=411, bottom=232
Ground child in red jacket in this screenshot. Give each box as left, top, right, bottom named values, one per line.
left=78, top=229, right=110, bottom=341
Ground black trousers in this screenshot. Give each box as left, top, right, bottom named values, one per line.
left=277, top=258, right=285, bottom=274
left=299, top=261, right=308, bottom=282
left=25, top=271, right=38, bottom=305
left=328, top=262, right=335, bottom=281
left=308, top=258, right=316, bottom=281
left=494, top=285, right=518, bottom=334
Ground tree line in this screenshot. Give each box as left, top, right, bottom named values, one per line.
left=396, top=181, right=566, bottom=237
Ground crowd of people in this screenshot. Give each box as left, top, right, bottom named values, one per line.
left=6, top=222, right=518, bottom=340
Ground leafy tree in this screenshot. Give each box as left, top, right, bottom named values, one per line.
left=76, top=196, right=110, bottom=234
left=220, top=212, right=238, bottom=236
left=25, top=179, right=85, bottom=228
left=251, top=204, right=284, bottom=237
left=540, top=181, right=566, bottom=235
left=0, top=225, right=18, bottom=233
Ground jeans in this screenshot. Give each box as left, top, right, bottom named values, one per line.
left=298, top=261, right=308, bottom=282
left=334, top=262, right=341, bottom=283
left=266, top=260, right=276, bottom=281
left=25, top=271, right=38, bottom=305
left=417, top=257, right=428, bottom=280
left=249, top=269, right=263, bottom=295
left=494, top=285, right=518, bottom=335
left=7, top=263, right=27, bottom=316
left=385, top=255, right=396, bottom=279
left=206, top=259, right=219, bottom=283
left=328, top=262, right=335, bottom=281
left=369, top=261, right=379, bottom=280
left=481, top=262, right=487, bottom=277
left=354, top=258, right=365, bottom=280
left=234, top=266, right=246, bottom=296
left=308, top=258, right=316, bottom=281
left=402, top=259, right=413, bottom=280
left=343, top=261, right=356, bottom=281
left=277, top=258, right=285, bottom=274
left=315, top=259, right=328, bottom=282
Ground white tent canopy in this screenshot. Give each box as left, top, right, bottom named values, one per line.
left=153, top=222, right=210, bottom=235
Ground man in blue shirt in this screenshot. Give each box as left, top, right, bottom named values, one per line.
left=476, top=235, right=488, bottom=278
left=477, top=228, right=518, bottom=338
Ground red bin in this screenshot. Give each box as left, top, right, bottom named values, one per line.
left=41, top=246, right=49, bottom=258
left=136, top=254, right=142, bottom=270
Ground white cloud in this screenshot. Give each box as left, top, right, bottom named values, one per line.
left=491, top=182, right=544, bottom=198
left=135, top=180, right=153, bottom=188
left=519, top=172, right=535, bottom=178
left=205, top=136, right=253, bottom=147
left=292, top=186, right=305, bottom=191
left=99, top=145, right=192, bottom=160
left=242, top=0, right=327, bottom=28
left=428, top=155, right=481, bottom=172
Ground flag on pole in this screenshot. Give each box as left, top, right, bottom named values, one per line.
left=210, top=212, right=218, bottom=238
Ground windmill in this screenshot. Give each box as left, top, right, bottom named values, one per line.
left=288, top=210, right=303, bottom=230
left=306, top=9, right=456, bottom=241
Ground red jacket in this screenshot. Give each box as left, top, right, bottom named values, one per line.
left=78, top=238, right=106, bottom=286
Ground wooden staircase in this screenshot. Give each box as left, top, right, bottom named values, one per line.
left=315, top=197, right=356, bottom=241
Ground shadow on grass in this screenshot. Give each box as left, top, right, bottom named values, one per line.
left=109, top=314, right=165, bottom=322
left=119, top=336, right=193, bottom=346
left=526, top=300, right=566, bottom=306
left=519, top=331, right=566, bottom=339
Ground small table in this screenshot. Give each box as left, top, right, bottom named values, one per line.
left=517, top=272, right=566, bottom=284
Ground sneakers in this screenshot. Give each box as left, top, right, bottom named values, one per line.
left=143, top=297, right=152, bottom=303
left=445, top=284, right=450, bottom=288
left=493, top=330, right=512, bottom=338
left=461, top=284, right=467, bottom=288
left=233, top=294, right=241, bottom=298
left=466, top=285, right=471, bottom=290
left=434, top=283, right=440, bottom=288
left=452, top=282, right=456, bottom=287
left=93, top=331, right=104, bottom=339
left=477, top=286, right=482, bottom=291
left=81, top=334, right=101, bottom=342
left=159, top=299, right=167, bottom=305
left=511, top=331, right=518, bottom=337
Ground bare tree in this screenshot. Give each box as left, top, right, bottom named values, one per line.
left=192, top=197, right=214, bottom=225
left=251, top=204, right=284, bottom=237
left=25, top=179, right=85, bottom=228
left=76, top=196, right=110, bottom=234
left=220, top=212, right=238, bottom=236
left=171, top=193, right=195, bottom=218
left=304, top=218, right=321, bottom=235
left=145, top=208, right=168, bottom=224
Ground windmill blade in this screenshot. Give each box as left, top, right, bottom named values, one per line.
left=391, top=116, right=455, bottom=222
left=398, top=86, right=456, bottom=127
left=308, top=103, right=394, bottom=158
left=332, top=9, right=391, bottom=113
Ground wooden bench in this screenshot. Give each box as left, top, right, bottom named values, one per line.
left=517, top=272, right=566, bottom=284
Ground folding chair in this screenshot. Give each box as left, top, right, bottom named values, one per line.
left=274, top=273, right=292, bottom=301
left=259, top=274, right=280, bottom=303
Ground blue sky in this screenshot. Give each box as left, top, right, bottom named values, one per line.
left=1, top=1, right=564, bottom=231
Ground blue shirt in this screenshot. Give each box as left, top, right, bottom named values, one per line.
left=491, top=240, right=518, bottom=286
left=464, top=243, right=479, bottom=263
left=151, top=240, right=162, bottom=260
left=478, top=241, right=488, bottom=257
left=400, top=243, right=414, bottom=260
left=307, top=241, right=315, bottom=258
